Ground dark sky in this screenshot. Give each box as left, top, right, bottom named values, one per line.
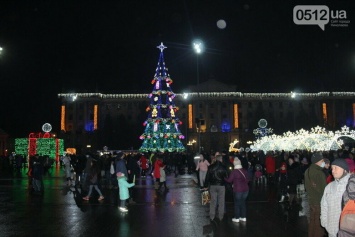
left=0, top=1, right=354, bottom=137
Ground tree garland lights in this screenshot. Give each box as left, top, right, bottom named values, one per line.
left=251, top=125, right=355, bottom=152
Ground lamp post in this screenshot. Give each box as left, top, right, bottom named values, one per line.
left=193, top=40, right=203, bottom=154
left=193, top=40, right=203, bottom=85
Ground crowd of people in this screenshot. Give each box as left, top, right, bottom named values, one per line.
left=1, top=147, right=355, bottom=236
left=196, top=148, right=355, bottom=237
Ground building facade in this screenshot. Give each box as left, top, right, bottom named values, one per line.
left=58, top=80, right=355, bottom=154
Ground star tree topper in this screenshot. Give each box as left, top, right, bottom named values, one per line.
left=157, top=42, right=167, bottom=52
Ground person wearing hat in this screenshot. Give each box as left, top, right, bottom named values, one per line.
left=225, top=158, right=249, bottom=223
left=344, top=157, right=355, bottom=174
left=321, top=158, right=351, bottom=237
left=339, top=169, right=355, bottom=236
left=322, top=158, right=333, bottom=184
left=278, top=162, right=288, bottom=202
left=304, top=152, right=328, bottom=237
left=116, top=172, right=135, bottom=212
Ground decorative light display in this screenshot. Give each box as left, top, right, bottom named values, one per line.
left=322, top=103, right=327, bottom=123
left=233, top=104, right=239, bottom=128
left=42, top=123, right=52, bottom=133
left=253, top=119, right=273, bottom=138
left=229, top=139, right=239, bottom=152
left=139, top=43, right=185, bottom=153
left=251, top=125, right=355, bottom=152
left=85, top=122, right=94, bottom=132
left=61, top=105, right=66, bottom=131
left=58, top=91, right=355, bottom=100
left=15, top=131, right=64, bottom=162
left=221, top=121, right=231, bottom=132
left=94, top=104, right=98, bottom=130
left=188, top=104, right=193, bottom=129
left=15, top=139, right=28, bottom=155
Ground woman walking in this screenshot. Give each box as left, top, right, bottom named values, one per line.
left=82, top=160, right=104, bottom=201
left=196, top=154, right=210, bottom=189
left=225, top=158, right=250, bottom=223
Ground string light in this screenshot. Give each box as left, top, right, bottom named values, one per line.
left=58, top=91, right=355, bottom=100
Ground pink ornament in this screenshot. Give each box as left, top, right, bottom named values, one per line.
left=156, top=81, right=160, bottom=89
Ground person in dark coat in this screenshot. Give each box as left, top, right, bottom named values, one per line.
left=115, top=152, right=128, bottom=177
left=205, top=154, right=229, bottom=222
left=286, top=156, right=301, bottom=205
left=73, top=155, right=85, bottom=187
left=32, top=154, right=44, bottom=194
left=82, top=160, right=104, bottom=201
left=304, top=152, right=327, bottom=237
left=126, top=154, right=139, bottom=203
left=278, top=162, right=288, bottom=202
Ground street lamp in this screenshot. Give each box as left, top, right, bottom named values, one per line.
left=192, top=40, right=203, bottom=153
left=192, top=40, right=204, bottom=85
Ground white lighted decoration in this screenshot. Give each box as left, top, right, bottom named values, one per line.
left=229, top=139, right=239, bottom=152
left=258, top=119, right=267, bottom=128
left=58, top=91, right=355, bottom=100
left=251, top=126, right=355, bottom=152
left=42, top=123, right=52, bottom=133
left=253, top=119, right=273, bottom=137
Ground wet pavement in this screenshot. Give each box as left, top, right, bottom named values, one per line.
left=0, top=167, right=309, bottom=237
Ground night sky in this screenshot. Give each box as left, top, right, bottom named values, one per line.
left=0, top=1, right=354, bottom=137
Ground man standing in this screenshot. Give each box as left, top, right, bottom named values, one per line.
left=321, top=159, right=350, bottom=237
left=32, top=154, right=44, bottom=195
left=304, top=152, right=327, bottom=237
left=205, top=154, right=228, bottom=223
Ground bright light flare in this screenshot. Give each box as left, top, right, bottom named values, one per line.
left=193, top=40, right=203, bottom=54
left=291, top=91, right=296, bottom=98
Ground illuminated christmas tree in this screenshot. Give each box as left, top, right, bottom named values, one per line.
left=139, top=43, right=186, bottom=153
